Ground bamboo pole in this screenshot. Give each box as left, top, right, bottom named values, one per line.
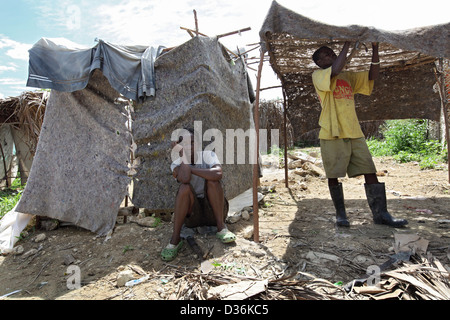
left=180, top=26, right=208, bottom=37
left=439, top=59, right=449, bottom=183
left=217, top=27, right=251, bottom=38
left=282, top=89, right=288, bottom=187
left=0, top=142, right=9, bottom=188
left=193, top=10, right=199, bottom=36
left=253, top=49, right=265, bottom=243
left=433, top=60, right=449, bottom=183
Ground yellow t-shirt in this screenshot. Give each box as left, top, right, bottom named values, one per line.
left=312, top=67, right=374, bottom=140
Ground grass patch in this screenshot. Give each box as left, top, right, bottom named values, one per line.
left=0, top=178, right=25, bottom=219
left=367, top=119, right=447, bottom=170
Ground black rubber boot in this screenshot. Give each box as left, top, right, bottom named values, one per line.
left=364, top=183, right=408, bottom=227
left=329, top=183, right=350, bottom=227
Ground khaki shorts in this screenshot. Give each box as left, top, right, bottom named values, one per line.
left=320, top=137, right=377, bottom=178
left=184, top=184, right=229, bottom=228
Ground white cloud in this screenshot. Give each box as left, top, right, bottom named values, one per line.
left=87, top=0, right=272, bottom=47
left=0, top=65, right=17, bottom=72
left=0, top=37, right=32, bottom=60
left=0, top=92, right=4, bottom=99
left=0, top=78, right=25, bottom=86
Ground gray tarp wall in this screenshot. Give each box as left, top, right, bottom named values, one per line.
left=132, top=36, right=254, bottom=210
left=14, top=36, right=254, bottom=235
left=16, top=70, right=132, bottom=235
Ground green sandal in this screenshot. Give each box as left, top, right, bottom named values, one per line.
left=161, top=240, right=184, bottom=261
left=216, top=228, right=236, bottom=244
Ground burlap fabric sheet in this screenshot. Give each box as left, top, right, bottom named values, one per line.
left=132, top=36, right=254, bottom=211
left=16, top=71, right=132, bottom=235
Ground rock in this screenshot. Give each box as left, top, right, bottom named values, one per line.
left=136, top=216, right=159, bottom=227
left=23, top=248, right=38, bottom=259
left=116, top=270, right=134, bottom=287
left=261, top=154, right=281, bottom=168
left=288, top=159, right=304, bottom=169
left=298, top=182, right=308, bottom=190
left=63, top=254, right=76, bottom=266
left=34, top=233, right=46, bottom=243
left=40, top=219, right=59, bottom=231
left=353, top=255, right=373, bottom=264
left=437, top=219, right=450, bottom=228
left=242, top=226, right=254, bottom=239
left=13, top=245, right=24, bottom=255
left=293, top=169, right=308, bottom=177
left=302, top=162, right=325, bottom=177
left=226, top=212, right=242, bottom=224
left=306, top=251, right=340, bottom=263
left=118, top=206, right=138, bottom=216
left=241, top=210, right=250, bottom=221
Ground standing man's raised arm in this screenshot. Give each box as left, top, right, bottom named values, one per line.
left=331, top=41, right=351, bottom=77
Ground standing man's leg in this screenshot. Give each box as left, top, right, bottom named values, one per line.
left=321, top=139, right=351, bottom=227
left=364, top=174, right=408, bottom=227
left=347, top=138, right=408, bottom=228
left=328, top=178, right=350, bottom=227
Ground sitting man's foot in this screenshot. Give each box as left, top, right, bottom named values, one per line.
left=216, top=228, right=236, bottom=244
left=161, top=240, right=184, bottom=261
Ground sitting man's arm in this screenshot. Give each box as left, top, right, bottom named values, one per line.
left=171, top=143, right=192, bottom=183
left=173, top=162, right=192, bottom=184
left=190, top=165, right=222, bottom=181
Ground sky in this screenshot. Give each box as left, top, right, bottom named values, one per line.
left=0, top=0, right=449, bottom=101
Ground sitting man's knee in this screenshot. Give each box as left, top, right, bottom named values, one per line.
left=206, top=180, right=221, bottom=191
left=177, top=183, right=193, bottom=196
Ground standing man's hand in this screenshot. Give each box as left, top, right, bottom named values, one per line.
left=331, top=41, right=351, bottom=77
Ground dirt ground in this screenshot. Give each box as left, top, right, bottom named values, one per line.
left=0, top=147, right=449, bottom=300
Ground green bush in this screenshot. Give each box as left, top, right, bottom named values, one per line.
left=367, top=119, right=447, bottom=170
left=0, top=178, right=24, bottom=219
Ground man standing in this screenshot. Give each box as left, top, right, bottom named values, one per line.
left=161, top=128, right=236, bottom=261
left=311, top=41, right=407, bottom=228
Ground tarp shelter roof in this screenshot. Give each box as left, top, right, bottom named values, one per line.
left=259, top=1, right=450, bottom=79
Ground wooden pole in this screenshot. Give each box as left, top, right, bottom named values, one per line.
left=253, top=49, right=264, bottom=243
left=217, top=27, right=251, bottom=38
left=0, top=142, right=9, bottom=188
left=282, top=89, right=288, bottom=187
left=439, top=59, right=450, bottom=183
left=180, top=26, right=207, bottom=37
left=434, top=59, right=450, bottom=183
left=193, top=10, right=199, bottom=36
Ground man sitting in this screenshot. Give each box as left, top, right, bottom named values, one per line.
left=161, top=128, right=236, bottom=261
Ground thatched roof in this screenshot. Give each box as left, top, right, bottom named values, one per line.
left=260, top=1, right=449, bottom=75
left=0, top=91, right=47, bottom=123
left=0, top=91, right=48, bottom=155
left=258, top=1, right=450, bottom=138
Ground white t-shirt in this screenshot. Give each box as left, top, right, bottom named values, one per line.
left=170, top=150, right=221, bottom=198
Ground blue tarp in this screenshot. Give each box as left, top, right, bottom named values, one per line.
left=27, top=38, right=164, bottom=101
